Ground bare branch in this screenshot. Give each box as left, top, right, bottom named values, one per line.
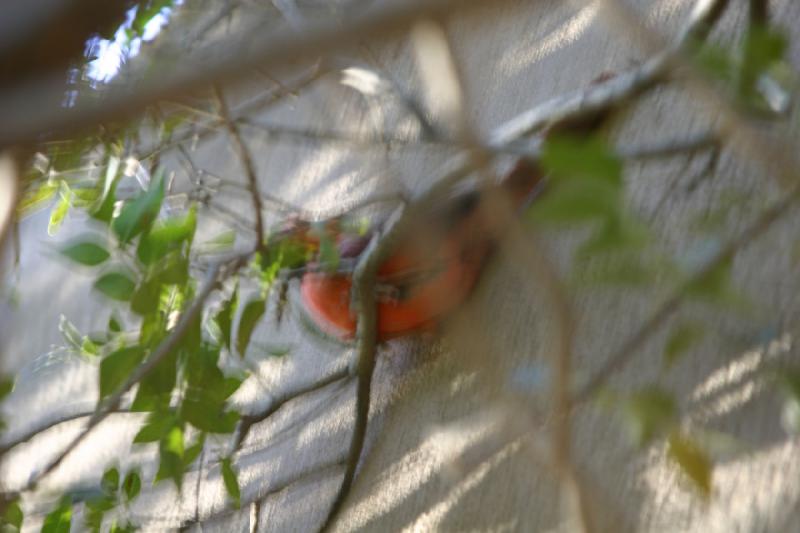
left=318, top=218, right=393, bottom=531
left=214, top=85, right=266, bottom=250
left=231, top=367, right=351, bottom=453
left=0, top=0, right=504, bottom=145
left=617, top=130, right=718, bottom=161
left=139, top=64, right=325, bottom=163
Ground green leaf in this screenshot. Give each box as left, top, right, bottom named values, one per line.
left=91, top=156, right=120, bottom=224
left=181, top=344, right=242, bottom=433
left=18, top=181, right=58, bottom=218
left=221, top=457, right=241, bottom=509
left=215, top=284, right=238, bottom=350
left=155, top=425, right=186, bottom=489
left=527, top=178, right=621, bottom=225
left=81, top=337, right=99, bottom=357
left=312, top=224, right=340, bottom=273
left=48, top=183, right=71, bottom=236
left=0, top=376, right=14, bottom=401
left=577, top=215, right=650, bottom=258
left=236, top=298, right=266, bottom=357
left=740, top=26, right=788, bottom=103
left=184, top=433, right=206, bottom=466
left=165, top=425, right=183, bottom=457
left=541, top=136, right=623, bottom=185
left=112, top=175, right=164, bottom=244
left=181, top=398, right=239, bottom=434
left=2, top=500, right=23, bottom=530
left=72, top=187, right=100, bottom=207
left=667, top=431, right=713, bottom=497
left=94, top=272, right=137, bottom=301
left=692, top=42, right=735, bottom=83
left=156, top=251, right=189, bottom=286
left=686, top=259, right=751, bottom=310
left=101, top=467, right=120, bottom=494
left=60, top=240, right=110, bottom=266
left=99, top=346, right=144, bottom=399
left=134, top=412, right=177, bottom=443
left=109, top=521, right=137, bottom=533
left=108, top=313, right=122, bottom=333
left=198, top=230, right=236, bottom=253
left=130, top=346, right=176, bottom=412
left=122, top=470, right=142, bottom=502
left=132, top=0, right=172, bottom=36
left=131, top=278, right=162, bottom=316
left=664, top=322, right=705, bottom=369
left=138, top=311, right=167, bottom=350
left=622, top=386, right=677, bottom=448
left=572, top=253, right=661, bottom=288
left=59, top=315, right=83, bottom=350
left=136, top=207, right=196, bottom=265
left=41, top=496, right=72, bottom=533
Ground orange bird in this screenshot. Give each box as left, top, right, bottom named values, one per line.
left=296, top=158, right=547, bottom=341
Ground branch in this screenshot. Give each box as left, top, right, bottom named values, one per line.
left=617, top=130, right=718, bottom=161
left=231, top=367, right=351, bottom=452
left=313, top=6, right=728, bottom=519
left=139, top=64, right=325, bottom=163
left=173, top=460, right=345, bottom=530
left=214, top=85, right=266, bottom=250
left=176, top=142, right=302, bottom=216
left=574, top=182, right=800, bottom=404
left=0, top=0, right=504, bottom=145
left=0, top=408, right=132, bottom=455
left=5, top=259, right=240, bottom=496
left=489, top=0, right=731, bottom=149
left=318, top=218, right=393, bottom=531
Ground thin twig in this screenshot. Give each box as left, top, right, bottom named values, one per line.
left=193, top=446, right=206, bottom=524
left=0, top=408, right=131, bottom=455
left=231, top=367, right=351, bottom=452
left=177, top=141, right=302, bottom=215
left=214, top=85, right=266, bottom=250
left=138, top=65, right=325, bottom=163
left=595, top=0, right=800, bottom=193
left=173, top=460, right=345, bottom=530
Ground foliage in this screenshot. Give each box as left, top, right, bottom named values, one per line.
left=1, top=1, right=799, bottom=530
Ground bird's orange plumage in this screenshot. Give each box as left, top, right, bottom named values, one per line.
left=300, top=159, right=546, bottom=341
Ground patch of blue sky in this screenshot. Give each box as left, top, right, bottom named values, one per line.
left=86, top=4, right=177, bottom=83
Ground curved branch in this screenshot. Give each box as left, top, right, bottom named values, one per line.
left=214, top=86, right=265, bottom=250
left=231, top=367, right=351, bottom=452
